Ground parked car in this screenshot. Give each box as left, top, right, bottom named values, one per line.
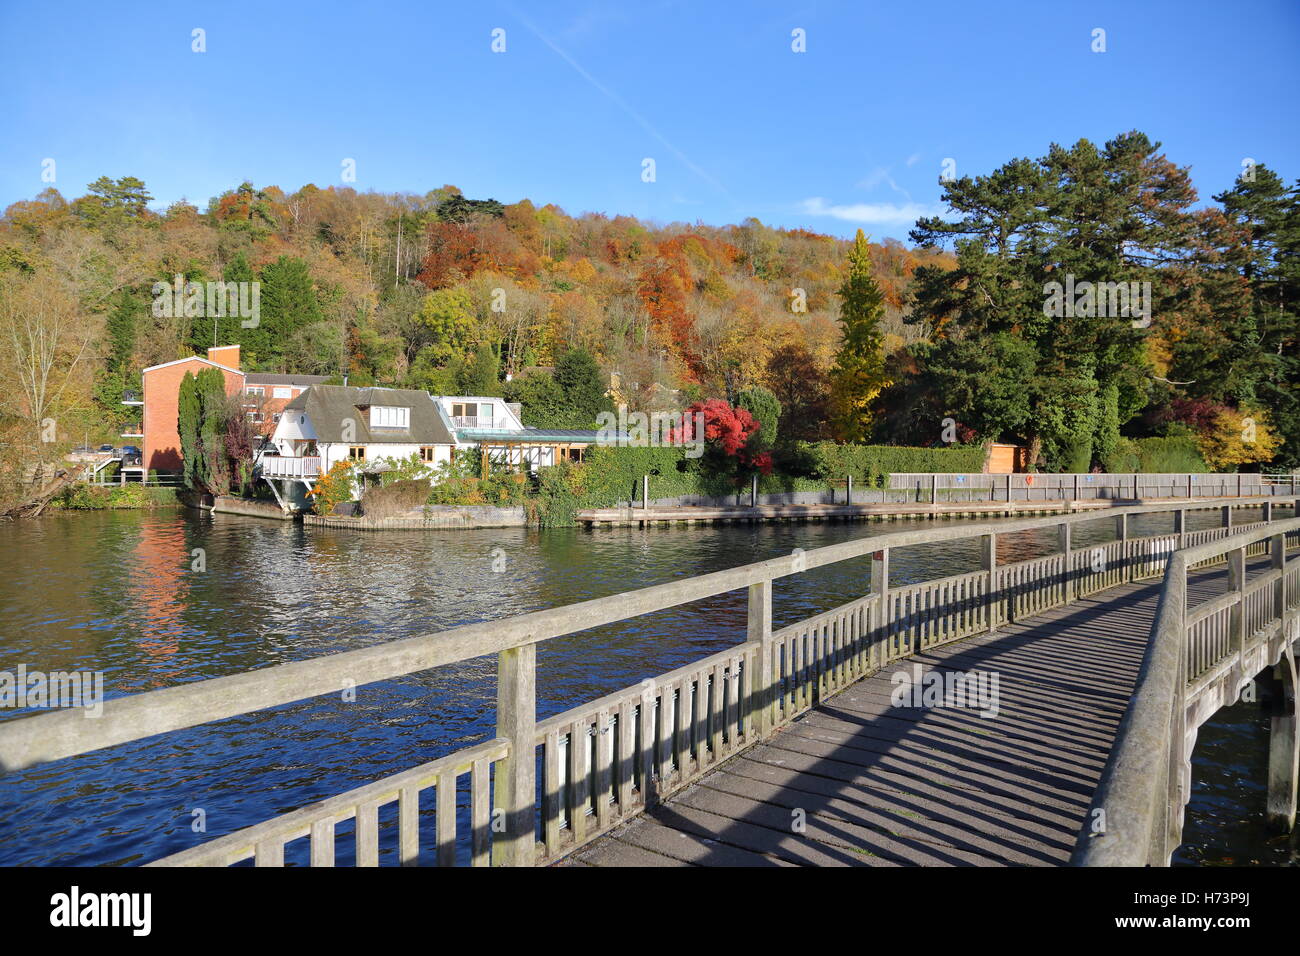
left=96, top=444, right=116, bottom=455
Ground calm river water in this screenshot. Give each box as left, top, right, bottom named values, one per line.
left=0, top=507, right=1292, bottom=866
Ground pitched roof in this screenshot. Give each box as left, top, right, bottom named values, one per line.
left=244, top=373, right=331, bottom=387
left=285, top=385, right=455, bottom=445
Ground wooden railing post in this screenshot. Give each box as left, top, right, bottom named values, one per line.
left=492, top=643, right=536, bottom=867
left=1115, top=514, right=1129, bottom=581
left=981, top=533, right=998, bottom=628
left=1228, top=546, right=1246, bottom=661
left=749, top=580, right=774, bottom=739
left=1272, top=533, right=1286, bottom=620
left=870, top=550, right=890, bottom=663
left=1162, top=560, right=1190, bottom=863
left=846, top=473, right=852, bottom=505
left=1058, top=522, right=1073, bottom=603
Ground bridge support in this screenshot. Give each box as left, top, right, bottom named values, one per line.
left=1264, top=652, right=1298, bottom=832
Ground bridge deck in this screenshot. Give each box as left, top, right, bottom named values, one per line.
left=565, top=561, right=1246, bottom=867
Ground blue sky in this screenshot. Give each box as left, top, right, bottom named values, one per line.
left=1, top=0, right=1297, bottom=240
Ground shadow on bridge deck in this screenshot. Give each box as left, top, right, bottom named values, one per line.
left=564, top=559, right=1267, bottom=867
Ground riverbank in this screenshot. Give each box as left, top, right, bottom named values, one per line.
left=47, top=484, right=179, bottom=511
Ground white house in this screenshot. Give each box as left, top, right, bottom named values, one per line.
left=261, top=385, right=457, bottom=508
left=261, top=385, right=609, bottom=511
left=432, top=395, right=596, bottom=471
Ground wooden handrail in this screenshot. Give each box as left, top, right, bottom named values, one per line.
left=1073, top=517, right=1300, bottom=866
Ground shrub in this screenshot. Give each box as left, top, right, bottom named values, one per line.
left=360, top=478, right=431, bottom=519
left=309, top=460, right=357, bottom=515
left=1134, top=436, right=1207, bottom=473
left=1102, top=438, right=1140, bottom=474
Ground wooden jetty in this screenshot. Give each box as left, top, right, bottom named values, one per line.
left=577, top=495, right=1250, bottom=528
left=1, top=495, right=1297, bottom=867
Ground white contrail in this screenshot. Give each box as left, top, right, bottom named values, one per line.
left=510, top=7, right=733, bottom=201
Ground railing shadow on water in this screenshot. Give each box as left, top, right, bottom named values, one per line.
left=0, top=497, right=1296, bottom=867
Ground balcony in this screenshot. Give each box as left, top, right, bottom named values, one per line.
left=121, top=390, right=142, bottom=406
left=259, top=456, right=321, bottom=479
left=452, top=416, right=501, bottom=429
left=121, top=424, right=143, bottom=438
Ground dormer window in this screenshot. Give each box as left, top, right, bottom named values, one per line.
left=369, top=405, right=409, bottom=429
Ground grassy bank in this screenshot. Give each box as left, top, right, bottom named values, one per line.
left=51, top=484, right=181, bottom=510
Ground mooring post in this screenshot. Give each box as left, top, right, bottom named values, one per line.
left=1174, top=508, right=1186, bottom=549
left=1264, top=658, right=1298, bottom=832
left=1237, top=472, right=1243, bottom=498
left=1133, top=472, right=1140, bottom=501
left=492, top=642, right=536, bottom=867
left=642, top=474, right=649, bottom=510
left=751, top=473, right=757, bottom=508
left=1187, top=473, right=1193, bottom=499
left=930, top=474, right=938, bottom=506
left=846, top=473, right=852, bottom=505
left=1222, top=504, right=1233, bottom=529
left=749, top=579, right=774, bottom=740
left=1058, top=522, right=1073, bottom=602
left=1073, top=473, right=1079, bottom=503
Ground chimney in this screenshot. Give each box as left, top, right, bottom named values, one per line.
left=207, top=344, right=240, bottom=370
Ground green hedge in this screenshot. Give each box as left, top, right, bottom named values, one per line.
left=791, top=442, right=987, bottom=487
left=1134, top=436, right=1207, bottom=473
left=54, top=484, right=179, bottom=510
left=533, top=444, right=930, bottom=526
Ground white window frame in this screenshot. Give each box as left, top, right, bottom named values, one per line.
left=369, top=406, right=410, bottom=429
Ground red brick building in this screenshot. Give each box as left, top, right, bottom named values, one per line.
left=133, top=345, right=326, bottom=472
left=137, top=346, right=245, bottom=472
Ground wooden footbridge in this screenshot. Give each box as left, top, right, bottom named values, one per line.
left=2, top=495, right=1297, bottom=867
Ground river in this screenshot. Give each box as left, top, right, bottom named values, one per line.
left=0, top=506, right=1292, bottom=866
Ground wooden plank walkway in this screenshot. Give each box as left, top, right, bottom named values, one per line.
left=564, top=560, right=1249, bottom=867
